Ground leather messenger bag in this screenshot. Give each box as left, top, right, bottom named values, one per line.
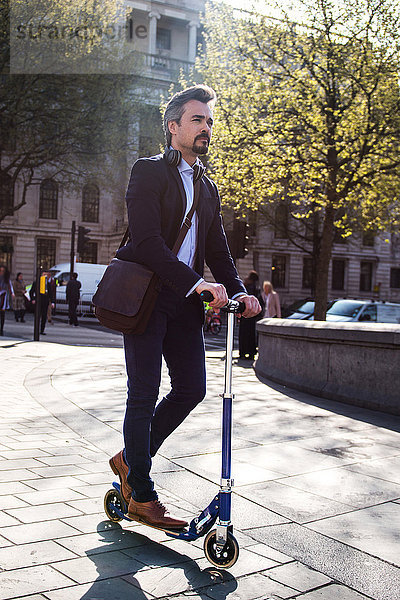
left=92, top=181, right=201, bottom=335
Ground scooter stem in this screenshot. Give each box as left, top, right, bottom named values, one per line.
left=224, top=311, right=235, bottom=397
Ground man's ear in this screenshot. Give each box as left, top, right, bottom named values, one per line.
left=168, top=121, right=178, bottom=136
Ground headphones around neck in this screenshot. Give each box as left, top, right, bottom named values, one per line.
left=164, top=147, right=205, bottom=183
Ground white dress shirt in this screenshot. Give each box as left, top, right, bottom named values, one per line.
left=175, top=155, right=246, bottom=301
left=176, top=157, right=204, bottom=296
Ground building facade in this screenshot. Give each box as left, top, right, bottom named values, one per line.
left=2, top=0, right=399, bottom=307
left=0, top=0, right=205, bottom=281
left=233, top=221, right=400, bottom=309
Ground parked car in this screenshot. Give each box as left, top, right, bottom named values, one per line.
left=282, top=297, right=314, bottom=318
left=285, top=300, right=316, bottom=320
left=48, top=262, right=108, bottom=315
left=311, top=299, right=400, bottom=324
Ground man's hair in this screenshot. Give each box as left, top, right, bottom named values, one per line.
left=163, top=84, right=217, bottom=147
left=72, top=272, right=78, bottom=279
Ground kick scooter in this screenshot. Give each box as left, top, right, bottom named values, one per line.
left=103, top=291, right=245, bottom=568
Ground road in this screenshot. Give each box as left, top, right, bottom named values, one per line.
left=1, top=310, right=233, bottom=352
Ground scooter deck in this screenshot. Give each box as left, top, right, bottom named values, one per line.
left=123, top=513, right=188, bottom=537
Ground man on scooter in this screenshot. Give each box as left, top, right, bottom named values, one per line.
left=109, top=85, right=261, bottom=530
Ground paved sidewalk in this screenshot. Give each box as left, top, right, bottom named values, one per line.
left=1, top=334, right=400, bottom=600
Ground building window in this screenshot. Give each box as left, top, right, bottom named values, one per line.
left=362, top=230, right=375, bottom=247
left=39, top=179, right=58, bottom=220
left=360, top=261, right=373, bottom=292
left=36, top=238, right=56, bottom=271
left=274, top=204, right=288, bottom=239
left=0, top=235, right=13, bottom=271
left=332, top=259, right=345, bottom=291
left=0, top=173, right=14, bottom=218
left=156, top=28, right=171, bottom=50
left=82, top=184, right=99, bottom=223
left=271, top=255, right=286, bottom=288
left=80, top=241, right=97, bottom=264
left=390, top=268, right=400, bottom=289
left=302, top=257, right=313, bottom=289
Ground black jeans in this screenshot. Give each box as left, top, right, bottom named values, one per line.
left=68, top=301, right=79, bottom=325
left=40, top=297, right=49, bottom=333
left=123, top=287, right=206, bottom=502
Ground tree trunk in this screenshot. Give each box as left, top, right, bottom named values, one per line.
left=314, top=204, right=335, bottom=320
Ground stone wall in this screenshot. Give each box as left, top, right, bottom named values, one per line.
left=255, top=319, right=400, bottom=415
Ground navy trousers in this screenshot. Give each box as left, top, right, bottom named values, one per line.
left=123, top=287, right=206, bottom=502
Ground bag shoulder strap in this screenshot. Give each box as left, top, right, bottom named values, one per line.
left=172, top=180, right=200, bottom=255
left=118, top=180, right=201, bottom=255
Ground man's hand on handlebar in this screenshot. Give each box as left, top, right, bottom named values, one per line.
left=196, top=281, right=228, bottom=308
left=234, top=294, right=262, bottom=318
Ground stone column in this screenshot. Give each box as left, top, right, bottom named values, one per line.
left=188, top=21, right=198, bottom=63
left=148, top=11, right=160, bottom=55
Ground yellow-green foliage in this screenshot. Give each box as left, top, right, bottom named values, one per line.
left=197, top=0, right=400, bottom=235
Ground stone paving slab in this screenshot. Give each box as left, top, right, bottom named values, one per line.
left=306, top=502, right=400, bottom=567
left=45, top=578, right=153, bottom=600
left=296, top=585, right=372, bottom=599
left=236, top=480, right=354, bottom=523
left=249, top=523, right=400, bottom=600
left=0, top=564, right=75, bottom=600
left=1, top=336, right=400, bottom=600
left=279, top=467, right=400, bottom=508
left=0, top=539, right=78, bottom=570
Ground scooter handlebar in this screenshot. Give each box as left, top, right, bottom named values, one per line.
left=200, top=290, right=246, bottom=314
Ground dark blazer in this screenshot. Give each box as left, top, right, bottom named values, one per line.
left=66, top=279, right=81, bottom=303
left=117, top=154, right=246, bottom=299
left=30, top=278, right=56, bottom=303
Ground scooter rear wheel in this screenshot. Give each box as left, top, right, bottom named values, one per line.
left=104, top=488, right=124, bottom=522
left=204, top=529, right=239, bottom=568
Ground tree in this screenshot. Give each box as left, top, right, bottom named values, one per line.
left=0, top=0, right=153, bottom=222
left=198, top=0, right=400, bottom=319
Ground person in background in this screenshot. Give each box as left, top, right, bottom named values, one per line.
left=13, top=272, right=26, bottom=323
left=0, top=265, right=14, bottom=336
left=66, top=272, right=81, bottom=326
left=30, top=271, right=56, bottom=335
left=46, top=272, right=57, bottom=325
left=262, top=280, right=281, bottom=318
left=238, top=270, right=264, bottom=360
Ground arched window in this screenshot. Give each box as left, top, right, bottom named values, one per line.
left=0, top=173, right=14, bottom=218
left=274, top=204, right=288, bottom=239
left=39, top=179, right=58, bottom=219
left=82, top=183, right=99, bottom=223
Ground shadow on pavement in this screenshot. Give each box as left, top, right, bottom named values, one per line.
left=255, top=372, right=400, bottom=433
left=80, top=521, right=238, bottom=599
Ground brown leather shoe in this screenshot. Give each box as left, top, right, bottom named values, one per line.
left=109, top=450, right=132, bottom=504
left=128, top=498, right=188, bottom=530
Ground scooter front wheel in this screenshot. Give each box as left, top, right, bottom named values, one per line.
left=104, top=488, right=124, bottom=522
left=204, top=529, right=239, bottom=568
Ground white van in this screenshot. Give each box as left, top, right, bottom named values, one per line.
left=48, top=262, right=108, bottom=315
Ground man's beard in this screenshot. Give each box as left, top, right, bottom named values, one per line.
left=192, top=138, right=209, bottom=155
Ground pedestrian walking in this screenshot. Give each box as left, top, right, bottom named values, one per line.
left=0, top=265, right=14, bottom=336
left=66, top=272, right=81, bottom=326
left=13, top=272, right=27, bottom=323
left=262, top=280, right=281, bottom=318
left=238, top=270, right=264, bottom=360
left=108, top=84, right=261, bottom=530
left=30, top=271, right=56, bottom=335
